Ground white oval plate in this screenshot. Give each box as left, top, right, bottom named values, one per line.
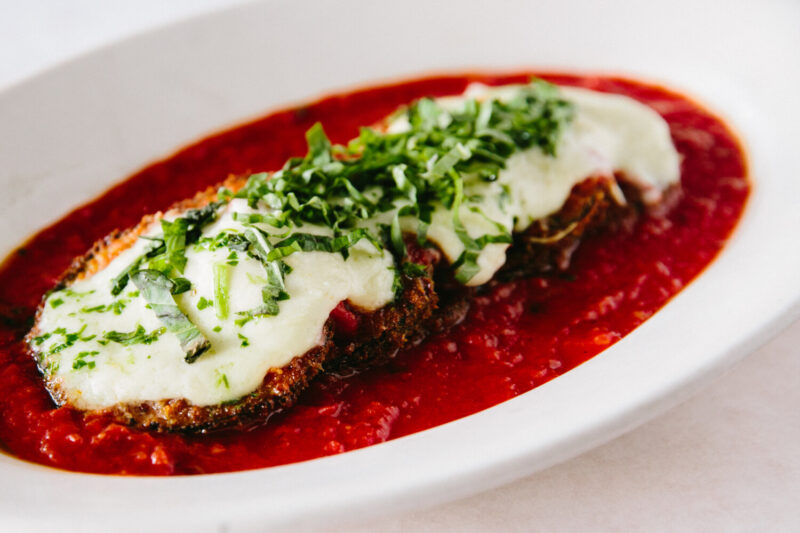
left=1, top=1, right=799, bottom=531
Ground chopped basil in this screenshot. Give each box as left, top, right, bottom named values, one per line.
left=390, top=262, right=428, bottom=296
left=213, top=263, right=231, bottom=321
left=109, top=300, right=128, bottom=315
left=182, top=203, right=224, bottom=237
left=46, top=325, right=96, bottom=355
left=104, top=324, right=165, bottom=346
left=50, top=298, right=64, bottom=308
left=401, top=262, right=428, bottom=278
left=171, top=277, right=192, bottom=295
left=389, top=211, right=406, bottom=257
left=237, top=333, right=250, bottom=347
left=110, top=239, right=164, bottom=296
left=72, top=360, right=95, bottom=370
left=111, top=203, right=222, bottom=295
left=232, top=211, right=290, bottom=228
left=234, top=314, right=254, bottom=327
left=80, top=299, right=128, bottom=315
left=232, top=80, right=572, bottom=283
left=160, top=218, right=189, bottom=273
left=72, top=350, right=99, bottom=371
left=64, top=288, right=95, bottom=299
left=197, top=296, right=213, bottom=310
left=131, top=270, right=210, bottom=363
left=267, top=229, right=382, bottom=262
left=236, top=227, right=290, bottom=319
left=194, top=230, right=250, bottom=253
left=449, top=174, right=513, bottom=283
left=45, top=359, right=60, bottom=375
left=246, top=273, right=268, bottom=286
left=216, top=183, right=234, bottom=197
left=32, top=332, right=52, bottom=346
left=216, top=371, right=230, bottom=389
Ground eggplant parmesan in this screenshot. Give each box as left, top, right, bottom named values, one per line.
left=26, top=81, right=680, bottom=431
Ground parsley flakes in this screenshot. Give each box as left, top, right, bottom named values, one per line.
left=237, top=333, right=250, bottom=347
left=72, top=351, right=99, bottom=371
left=103, top=324, right=166, bottom=346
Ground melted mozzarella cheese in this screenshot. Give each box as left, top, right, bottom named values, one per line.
left=34, top=84, right=679, bottom=409
left=35, top=200, right=396, bottom=408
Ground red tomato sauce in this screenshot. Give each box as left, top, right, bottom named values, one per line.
left=0, top=73, right=748, bottom=475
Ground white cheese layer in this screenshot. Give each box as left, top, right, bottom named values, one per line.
left=33, top=84, right=679, bottom=409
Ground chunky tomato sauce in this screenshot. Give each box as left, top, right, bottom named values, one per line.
left=0, top=73, right=748, bottom=475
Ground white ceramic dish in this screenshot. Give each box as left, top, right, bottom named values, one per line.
left=1, top=1, right=799, bottom=531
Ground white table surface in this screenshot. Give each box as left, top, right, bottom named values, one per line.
left=1, top=1, right=798, bottom=531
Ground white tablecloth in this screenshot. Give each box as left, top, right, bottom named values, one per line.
left=1, top=2, right=797, bottom=530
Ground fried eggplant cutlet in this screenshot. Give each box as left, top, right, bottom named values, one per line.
left=27, top=81, right=680, bottom=431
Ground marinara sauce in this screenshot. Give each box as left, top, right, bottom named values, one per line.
left=0, top=73, right=749, bottom=475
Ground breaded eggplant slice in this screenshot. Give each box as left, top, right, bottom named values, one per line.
left=26, top=175, right=664, bottom=432
left=26, top=175, right=437, bottom=432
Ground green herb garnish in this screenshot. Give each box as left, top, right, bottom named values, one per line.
left=104, top=324, right=165, bottom=345
left=63, top=288, right=95, bottom=299
left=131, top=270, right=210, bottom=363
left=213, top=263, right=231, bottom=321
left=160, top=218, right=190, bottom=273
left=46, top=325, right=96, bottom=354
left=237, top=333, right=250, bottom=347
left=234, top=315, right=254, bottom=327
left=401, top=262, right=428, bottom=278
left=111, top=204, right=222, bottom=295
left=216, top=370, right=230, bottom=389
left=235, top=227, right=290, bottom=318
left=171, top=277, right=192, bottom=295
left=110, top=239, right=163, bottom=296
left=80, top=299, right=128, bottom=315
left=232, top=80, right=572, bottom=283
left=72, top=350, right=99, bottom=371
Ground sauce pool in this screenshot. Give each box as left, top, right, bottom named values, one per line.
left=0, top=73, right=748, bottom=475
